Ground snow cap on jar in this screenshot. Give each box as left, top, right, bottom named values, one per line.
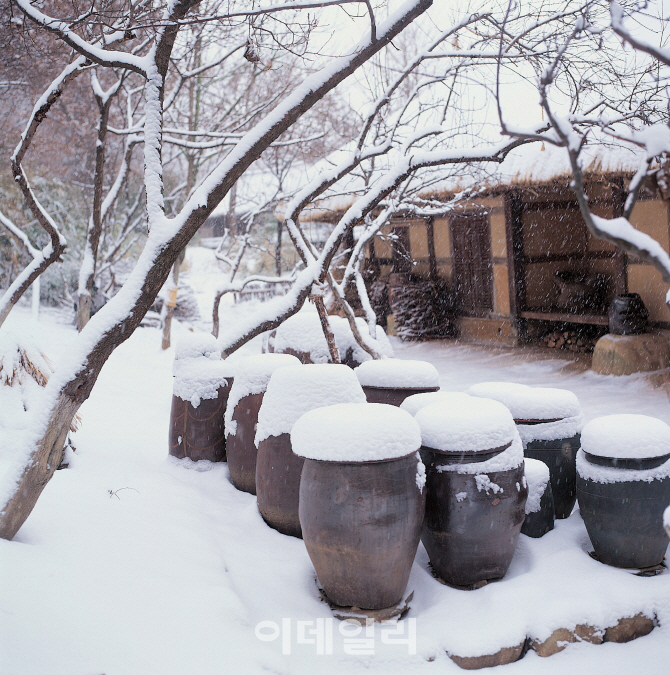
left=400, top=391, right=472, bottom=417
left=175, top=331, right=220, bottom=361
left=354, top=358, right=440, bottom=389
left=225, top=353, right=301, bottom=436
left=291, top=402, right=421, bottom=462
left=415, top=396, right=516, bottom=453
left=255, top=364, right=366, bottom=445
left=524, top=458, right=550, bottom=514
left=581, top=414, right=670, bottom=460
left=467, top=381, right=581, bottom=421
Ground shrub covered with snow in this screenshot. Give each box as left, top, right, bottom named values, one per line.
left=271, top=310, right=393, bottom=365
left=225, top=353, right=301, bottom=436
left=354, top=358, right=440, bottom=389
left=291, top=402, right=421, bottom=462
left=524, top=458, right=550, bottom=514
left=400, top=391, right=471, bottom=417
left=415, top=396, right=516, bottom=453
left=255, top=364, right=366, bottom=445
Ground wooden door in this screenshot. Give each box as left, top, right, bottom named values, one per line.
left=450, top=214, right=493, bottom=316
left=391, top=226, right=412, bottom=274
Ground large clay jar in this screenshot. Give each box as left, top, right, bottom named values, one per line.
left=225, top=353, right=301, bottom=494
left=577, top=414, right=670, bottom=569
left=271, top=311, right=393, bottom=367
left=292, top=403, right=425, bottom=610
left=169, top=332, right=235, bottom=462
left=469, top=382, right=583, bottom=519
left=255, top=364, right=366, bottom=538
left=415, top=396, right=527, bottom=588
left=355, top=358, right=440, bottom=407
left=521, top=458, right=555, bottom=538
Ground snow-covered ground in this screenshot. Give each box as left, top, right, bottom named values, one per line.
left=1, top=296, right=670, bottom=674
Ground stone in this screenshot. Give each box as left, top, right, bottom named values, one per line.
left=448, top=642, right=525, bottom=670
left=591, top=333, right=670, bottom=376
left=604, top=614, right=655, bottom=643
left=531, top=624, right=603, bottom=657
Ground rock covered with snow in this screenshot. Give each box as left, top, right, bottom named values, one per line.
left=271, top=311, right=393, bottom=365
left=524, top=458, right=550, bottom=514
left=415, top=397, right=517, bottom=454
left=468, top=381, right=584, bottom=445
left=581, top=414, right=670, bottom=459
left=255, top=364, right=366, bottom=445
left=400, top=391, right=471, bottom=416
left=291, top=402, right=421, bottom=462
left=354, top=358, right=440, bottom=389
left=172, top=332, right=237, bottom=407
left=225, top=353, right=301, bottom=436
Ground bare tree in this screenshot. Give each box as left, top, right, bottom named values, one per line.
left=0, top=0, right=434, bottom=539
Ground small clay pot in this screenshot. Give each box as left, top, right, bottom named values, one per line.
left=168, top=380, right=232, bottom=462
left=299, top=452, right=425, bottom=609
left=226, top=392, right=265, bottom=494
left=256, top=432, right=305, bottom=538
left=524, top=433, right=580, bottom=519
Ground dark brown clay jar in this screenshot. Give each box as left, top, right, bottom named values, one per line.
left=363, top=385, right=440, bottom=407
left=168, top=380, right=232, bottom=462
left=226, top=392, right=265, bottom=494
left=256, top=432, right=304, bottom=538
left=299, top=452, right=425, bottom=610
left=421, top=446, right=527, bottom=588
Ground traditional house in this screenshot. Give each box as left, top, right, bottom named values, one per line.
left=366, top=142, right=669, bottom=348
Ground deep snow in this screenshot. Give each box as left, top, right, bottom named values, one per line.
left=1, top=302, right=670, bottom=675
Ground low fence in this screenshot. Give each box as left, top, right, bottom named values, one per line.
left=233, top=281, right=293, bottom=304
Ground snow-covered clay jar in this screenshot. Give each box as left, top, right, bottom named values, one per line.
left=468, top=382, right=583, bottom=519
left=577, top=414, right=670, bottom=569
left=292, top=403, right=425, bottom=610
left=268, top=311, right=393, bottom=367
left=355, top=358, right=440, bottom=407
left=255, top=364, right=366, bottom=538
left=521, top=458, right=554, bottom=539
left=415, top=397, right=527, bottom=588
left=225, top=353, right=301, bottom=494
left=169, top=332, right=235, bottom=462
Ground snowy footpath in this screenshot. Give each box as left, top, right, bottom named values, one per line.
left=1, top=305, right=670, bottom=675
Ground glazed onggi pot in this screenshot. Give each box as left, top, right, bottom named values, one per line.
left=415, top=396, right=527, bottom=588
left=255, top=364, right=366, bottom=538
left=355, top=358, right=440, bottom=407
left=292, top=403, right=425, bottom=610
left=577, top=414, right=670, bottom=569
left=169, top=332, right=235, bottom=462
left=225, top=353, right=301, bottom=494
left=521, top=457, right=555, bottom=538
left=468, top=382, right=583, bottom=519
